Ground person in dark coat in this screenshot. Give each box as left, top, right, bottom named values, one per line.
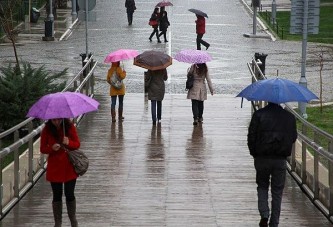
left=149, top=8, right=161, bottom=43
left=145, top=69, right=168, bottom=125
left=247, top=102, right=297, bottom=227
left=125, top=0, right=136, bottom=25
left=195, top=14, right=210, bottom=50
left=158, top=11, right=170, bottom=42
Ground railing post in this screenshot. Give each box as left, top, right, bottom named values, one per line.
left=28, top=122, right=34, bottom=183
left=290, top=143, right=296, bottom=171
left=301, top=125, right=307, bottom=185
left=329, top=140, right=333, bottom=216
left=0, top=156, right=3, bottom=217
left=14, top=130, right=20, bottom=198
left=313, top=132, right=319, bottom=200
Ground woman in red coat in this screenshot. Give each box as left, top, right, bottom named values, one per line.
left=149, top=7, right=161, bottom=43
left=40, top=118, right=80, bottom=227
left=195, top=15, right=210, bottom=50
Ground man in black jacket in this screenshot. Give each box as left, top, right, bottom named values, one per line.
left=247, top=102, right=297, bottom=227
left=125, top=0, right=136, bottom=25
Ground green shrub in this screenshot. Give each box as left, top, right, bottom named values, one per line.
left=0, top=62, right=67, bottom=130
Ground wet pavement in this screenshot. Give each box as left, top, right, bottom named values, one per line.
left=1, top=94, right=332, bottom=226
left=0, top=0, right=332, bottom=101
left=1, top=0, right=333, bottom=226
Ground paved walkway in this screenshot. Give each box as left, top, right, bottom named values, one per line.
left=0, top=93, right=332, bottom=226
left=0, top=0, right=333, bottom=226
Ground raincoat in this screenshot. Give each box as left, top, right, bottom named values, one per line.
left=146, top=69, right=168, bottom=101
left=196, top=16, right=206, bottom=35
left=107, top=62, right=126, bottom=96
left=40, top=122, right=80, bottom=183
left=187, top=65, right=213, bottom=101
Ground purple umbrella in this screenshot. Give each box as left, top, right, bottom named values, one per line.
left=27, top=92, right=99, bottom=120
left=174, top=49, right=212, bottom=64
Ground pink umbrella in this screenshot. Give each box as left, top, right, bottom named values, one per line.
left=27, top=92, right=99, bottom=120
left=156, top=0, right=173, bottom=7
left=104, top=49, right=139, bottom=63
left=174, top=49, right=212, bottom=64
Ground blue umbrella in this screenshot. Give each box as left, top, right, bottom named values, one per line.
left=236, top=78, right=318, bottom=104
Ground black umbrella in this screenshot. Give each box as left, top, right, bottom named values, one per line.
left=188, top=8, right=208, bottom=18
left=133, top=50, right=172, bottom=71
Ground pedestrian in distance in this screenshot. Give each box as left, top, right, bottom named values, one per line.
left=195, top=14, right=210, bottom=50
left=186, top=63, right=214, bottom=125
left=149, top=7, right=161, bottom=43
left=247, top=102, right=297, bottom=227
left=158, top=10, right=170, bottom=43
left=40, top=118, right=81, bottom=227
left=106, top=61, right=127, bottom=122
left=145, top=69, right=168, bottom=125
left=125, top=0, right=136, bottom=25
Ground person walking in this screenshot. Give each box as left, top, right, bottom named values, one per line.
left=195, top=14, right=210, bottom=50
left=106, top=61, right=127, bottom=122
left=149, top=8, right=161, bottom=43
left=125, top=0, right=136, bottom=25
left=145, top=69, right=168, bottom=125
left=158, top=10, right=170, bottom=43
left=247, top=102, right=297, bottom=227
left=40, top=118, right=81, bottom=227
left=186, top=63, right=214, bottom=125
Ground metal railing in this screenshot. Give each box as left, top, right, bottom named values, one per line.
left=248, top=58, right=333, bottom=223
left=0, top=55, right=97, bottom=219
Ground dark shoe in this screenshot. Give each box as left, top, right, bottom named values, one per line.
left=149, top=38, right=152, bottom=42
left=198, top=117, right=203, bottom=123
left=164, top=40, right=168, bottom=43
left=158, top=40, right=162, bottom=43
left=193, top=120, right=198, bottom=125
left=206, top=44, right=210, bottom=50
left=153, top=121, right=156, bottom=125
left=259, top=218, right=268, bottom=227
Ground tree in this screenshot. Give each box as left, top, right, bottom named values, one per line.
left=0, top=0, right=22, bottom=70
left=0, top=62, right=67, bottom=130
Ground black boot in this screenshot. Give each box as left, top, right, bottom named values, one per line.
left=52, top=201, right=62, bottom=227
left=66, top=200, right=78, bottom=227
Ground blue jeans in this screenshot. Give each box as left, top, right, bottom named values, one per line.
left=111, top=95, right=124, bottom=109
left=151, top=100, right=162, bottom=122
left=255, top=158, right=286, bottom=227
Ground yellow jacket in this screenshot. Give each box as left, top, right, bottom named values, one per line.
left=106, top=63, right=126, bottom=96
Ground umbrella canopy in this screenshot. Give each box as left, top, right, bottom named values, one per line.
left=27, top=92, right=100, bottom=120
left=174, top=49, right=212, bottom=64
left=104, top=49, right=138, bottom=63
left=188, top=8, right=208, bottom=18
left=236, top=78, right=318, bottom=104
left=133, top=50, right=172, bottom=71
left=156, top=0, right=173, bottom=7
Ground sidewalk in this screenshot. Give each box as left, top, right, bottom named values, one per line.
left=0, top=5, right=77, bottom=45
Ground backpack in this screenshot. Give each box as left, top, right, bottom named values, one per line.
left=110, top=71, right=123, bottom=89
left=185, top=66, right=194, bottom=90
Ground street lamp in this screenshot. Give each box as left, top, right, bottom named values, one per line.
left=72, top=0, right=77, bottom=18
left=271, top=0, right=276, bottom=25
left=43, top=0, right=54, bottom=41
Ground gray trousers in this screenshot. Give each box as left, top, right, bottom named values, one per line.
left=254, top=158, right=287, bottom=227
